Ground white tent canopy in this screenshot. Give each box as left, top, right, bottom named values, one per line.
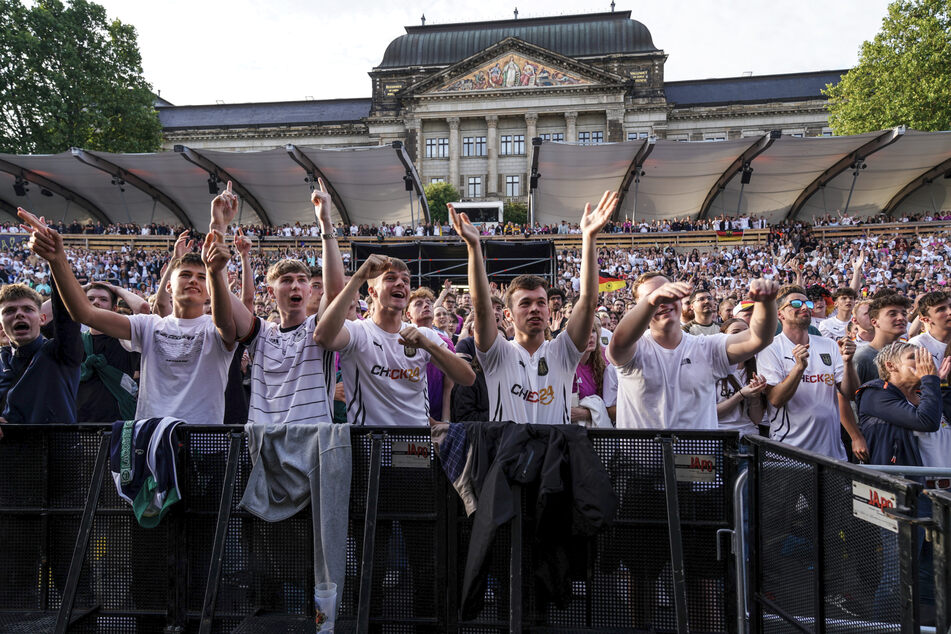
left=0, top=143, right=427, bottom=229
left=1, top=130, right=949, bottom=228
left=532, top=128, right=951, bottom=224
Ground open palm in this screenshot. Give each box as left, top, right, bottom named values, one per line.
left=580, top=190, right=618, bottom=237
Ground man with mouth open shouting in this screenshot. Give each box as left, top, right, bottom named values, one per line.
left=208, top=179, right=345, bottom=426
left=451, top=191, right=618, bottom=425
left=607, top=272, right=779, bottom=429
left=315, top=250, right=475, bottom=426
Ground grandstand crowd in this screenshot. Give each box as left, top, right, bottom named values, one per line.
left=1, top=184, right=950, bottom=474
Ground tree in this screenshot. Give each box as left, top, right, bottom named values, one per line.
left=424, top=181, right=461, bottom=223
left=823, top=0, right=951, bottom=135
left=503, top=200, right=528, bottom=225
left=0, top=0, right=162, bottom=154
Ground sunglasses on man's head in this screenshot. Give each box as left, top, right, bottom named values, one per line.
left=784, top=299, right=815, bottom=310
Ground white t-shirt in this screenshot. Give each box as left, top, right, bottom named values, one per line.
left=339, top=319, right=446, bottom=426
left=910, top=331, right=946, bottom=364
left=124, top=314, right=236, bottom=424
left=246, top=315, right=334, bottom=426
left=599, top=327, right=613, bottom=348
left=908, top=331, right=951, bottom=466
left=756, top=333, right=846, bottom=459
left=716, top=366, right=758, bottom=436
left=614, top=331, right=732, bottom=430
left=818, top=316, right=850, bottom=340
left=478, top=331, right=583, bottom=425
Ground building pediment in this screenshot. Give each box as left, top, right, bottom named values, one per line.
left=408, top=37, right=626, bottom=97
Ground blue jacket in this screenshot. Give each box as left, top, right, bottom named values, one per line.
left=0, top=280, right=82, bottom=424
left=856, top=376, right=943, bottom=468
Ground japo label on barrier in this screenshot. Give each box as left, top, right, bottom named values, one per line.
left=391, top=440, right=431, bottom=468
left=851, top=481, right=898, bottom=533
left=674, top=455, right=717, bottom=482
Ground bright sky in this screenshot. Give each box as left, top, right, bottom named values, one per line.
left=94, top=0, right=893, bottom=106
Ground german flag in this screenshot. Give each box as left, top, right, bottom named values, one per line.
left=598, top=275, right=626, bottom=293
left=716, top=230, right=744, bottom=242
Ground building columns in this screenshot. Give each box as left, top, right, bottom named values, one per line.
left=447, top=117, right=460, bottom=189
left=486, top=115, right=498, bottom=196
left=565, top=112, right=578, bottom=143
left=525, top=113, right=538, bottom=191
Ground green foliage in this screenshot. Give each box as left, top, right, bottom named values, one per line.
left=503, top=200, right=528, bottom=225
left=424, top=181, right=461, bottom=223
left=823, top=0, right=951, bottom=135
left=0, top=0, right=162, bottom=154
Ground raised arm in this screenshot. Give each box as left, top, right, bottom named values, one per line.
left=18, top=208, right=131, bottom=340
left=849, top=252, right=865, bottom=294
left=233, top=228, right=254, bottom=313
left=314, top=254, right=389, bottom=351
left=314, top=178, right=345, bottom=312
left=725, top=279, right=778, bottom=364
left=565, top=191, right=617, bottom=352
left=204, top=232, right=236, bottom=347
left=206, top=183, right=254, bottom=339
left=450, top=204, right=495, bottom=353
left=106, top=282, right=150, bottom=315
left=399, top=325, right=475, bottom=387
left=156, top=231, right=194, bottom=317
left=606, top=281, right=692, bottom=367
left=765, top=344, right=808, bottom=409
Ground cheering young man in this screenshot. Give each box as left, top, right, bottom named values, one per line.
left=451, top=191, right=617, bottom=425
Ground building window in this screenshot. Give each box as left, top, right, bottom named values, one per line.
left=627, top=131, right=649, bottom=141
left=430, top=177, right=445, bottom=184
left=578, top=131, right=590, bottom=144
left=426, top=137, right=449, bottom=158
left=703, top=135, right=726, bottom=142
left=462, top=136, right=486, bottom=157
left=591, top=131, right=604, bottom=144
left=540, top=132, right=565, bottom=142
left=501, top=134, right=525, bottom=155
left=467, top=176, right=482, bottom=198
left=505, top=175, right=520, bottom=197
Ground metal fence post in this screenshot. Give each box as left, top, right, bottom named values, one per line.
left=198, top=431, right=243, bottom=634
left=356, top=434, right=383, bottom=633
left=509, top=485, right=523, bottom=634
left=658, top=435, right=689, bottom=634
left=54, top=432, right=111, bottom=634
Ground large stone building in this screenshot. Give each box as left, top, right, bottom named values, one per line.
left=158, top=11, right=842, bottom=204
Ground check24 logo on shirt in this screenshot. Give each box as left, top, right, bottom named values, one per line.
left=511, top=384, right=555, bottom=405
left=370, top=364, right=422, bottom=382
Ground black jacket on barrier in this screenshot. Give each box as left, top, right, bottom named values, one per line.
left=460, top=421, right=617, bottom=620
left=856, top=376, right=943, bottom=470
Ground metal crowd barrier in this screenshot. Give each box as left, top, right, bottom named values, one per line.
left=0, top=425, right=744, bottom=633
left=746, top=435, right=927, bottom=634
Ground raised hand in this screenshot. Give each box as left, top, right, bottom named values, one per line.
left=210, top=181, right=239, bottom=235
left=311, top=177, right=333, bottom=227
left=579, top=190, right=618, bottom=237
left=837, top=337, right=856, bottom=364
left=914, top=346, right=937, bottom=378
left=174, top=230, right=195, bottom=259
left=18, top=208, right=64, bottom=263
left=748, top=278, right=779, bottom=303
left=203, top=232, right=230, bottom=274
left=792, top=343, right=810, bottom=370
left=851, top=252, right=865, bottom=271
left=398, top=325, right=428, bottom=350
left=449, top=204, right=480, bottom=245
left=357, top=254, right=390, bottom=281
left=646, top=281, right=693, bottom=307
left=740, top=373, right=768, bottom=397
left=939, top=356, right=951, bottom=382
left=233, top=227, right=252, bottom=257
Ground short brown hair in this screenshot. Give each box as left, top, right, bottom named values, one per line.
left=0, top=284, right=42, bottom=310
left=503, top=275, right=549, bottom=309
left=777, top=285, right=807, bottom=307
left=86, top=282, right=118, bottom=308
left=408, top=287, right=435, bottom=304
left=266, top=259, right=310, bottom=284
left=632, top=271, right=666, bottom=301
left=869, top=293, right=911, bottom=321
left=832, top=287, right=858, bottom=300
left=169, top=252, right=205, bottom=274
left=916, top=291, right=950, bottom=319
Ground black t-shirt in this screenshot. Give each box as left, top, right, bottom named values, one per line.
left=77, top=333, right=140, bottom=423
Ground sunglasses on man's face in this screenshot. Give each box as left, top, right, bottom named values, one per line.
left=784, top=299, right=815, bottom=310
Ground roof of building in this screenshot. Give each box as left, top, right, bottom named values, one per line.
left=157, top=98, right=372, bottom=129
left=377, top=11, right=659, bottom=69
left=664, top=70, right=846, bottom=106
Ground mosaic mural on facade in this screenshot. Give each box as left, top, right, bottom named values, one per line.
left=437, top=54, right=592, bottom=92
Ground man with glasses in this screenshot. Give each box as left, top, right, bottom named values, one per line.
left=756, top=285, right=865, bottom=459
left=682, top=288, right=720, bottom=336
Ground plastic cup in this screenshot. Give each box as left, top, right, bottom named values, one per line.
left=314, top=582, right=337, bottom=632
